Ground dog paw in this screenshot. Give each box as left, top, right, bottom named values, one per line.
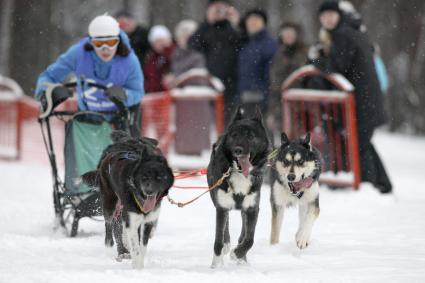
left=211, top=254, right=224, bottom=269
left=295, top=230, right=310, bottom=249
left=230, top=249, right=247, bottom=264
left=105, top=239, right=114, bottom=247
left=131, top=254, right=145, bottom=269
left=149, top=226, right=156, bottom=239
left=222, top=243, right=231, bottom=255
left=131, top=259, right=144, bottom=269
left=115, top=253, right=131, bottom=262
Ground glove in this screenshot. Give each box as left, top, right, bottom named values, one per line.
left=105, top=86, right=127, bottom=105
left=40, top=85, right=72, bottom=112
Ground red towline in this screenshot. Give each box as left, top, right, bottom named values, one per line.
left=172, top=168, right=209, bottom=189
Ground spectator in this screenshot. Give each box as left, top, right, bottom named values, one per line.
left=338, top=1, right=389, bottom=94
left=268, top=22, right=306, bottom=135
left=164, top=19, right=206, bottom=86
left=168, top=19, right=211, bottom=155
left=35, top=14, right=144, bottom=137
left=115, top=10, right=150, bottom=65
left=314, top=1, right=392, bottom=193
left=143, top=25, right=175, bottom=93
left=189, top=0, right=243, bottom=125
left=238, top=9, right=277, bottom=117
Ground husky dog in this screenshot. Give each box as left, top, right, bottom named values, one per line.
left=207, top=107, right=270, bottom=268
left=81, top=131, right=174, bottom=269
left=270, top=132, right=321, bottom=249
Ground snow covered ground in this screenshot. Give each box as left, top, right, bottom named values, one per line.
left=1, top=130, right=425, bottom=283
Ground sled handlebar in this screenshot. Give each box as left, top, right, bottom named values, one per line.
left=39, top=79, right=123, bottom=120
left=62, top=80, right=108, bottom=91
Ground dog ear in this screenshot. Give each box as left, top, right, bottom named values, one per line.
left=281, top=132, right=290, bottom=146
left=229, top=105, right=243, bottom=125
left=252, top=106, right=263, bottom=122
left=303, top=132, right=312, bottom=150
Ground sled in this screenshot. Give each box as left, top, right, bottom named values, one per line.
left=38, top=79, right=124, bottom=236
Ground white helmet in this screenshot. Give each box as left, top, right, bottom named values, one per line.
left=88, top=14, right=120, bottom=38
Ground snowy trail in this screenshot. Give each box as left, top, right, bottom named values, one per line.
left=1, top=131, right=425, bottom=283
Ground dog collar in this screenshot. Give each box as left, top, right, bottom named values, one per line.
left=132, top=191, right=148, bottom=214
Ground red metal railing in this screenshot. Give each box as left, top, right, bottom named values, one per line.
left=143, top=70, right=225, bottom=155
left=282, top=66, right=361, bottom=189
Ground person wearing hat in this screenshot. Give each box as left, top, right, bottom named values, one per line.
left=35, top=14, right=144, bottom=137
left=268, top=22, right=307, bottom=144
left=314, top=1, right=392, bottom=193
left=237, top=8, right=277, bottom=117
left=115, top=10, right=151, bottom=65
left=143, top=25, right=175, bottom=93
left=189, top=0, right=243, bottom=126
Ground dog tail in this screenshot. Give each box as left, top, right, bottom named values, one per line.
left=79, top=170, right=100, bottom=188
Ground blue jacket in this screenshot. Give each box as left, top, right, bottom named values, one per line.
left=238, top=29, right=278, bottom=105
left=35, top=31, right=144, bottom=110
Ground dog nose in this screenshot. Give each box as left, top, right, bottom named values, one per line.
left=287, top=174, right=296, bottom=182
left=143, top=188, right=155, bottom=196
left=233, top=146, right=243, bottom=156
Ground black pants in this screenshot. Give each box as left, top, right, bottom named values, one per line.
left=357, top=127, right=392, bottom=193
left=113, top=103, right=142, bottom=138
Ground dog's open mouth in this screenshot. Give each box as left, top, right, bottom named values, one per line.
left=142, top=194, right=157, bottom=213
left=236, top=155, right=252, bottom=177
left=134, top=193, right=157, bottom=213
left=288, top=177, right=315, bottom=195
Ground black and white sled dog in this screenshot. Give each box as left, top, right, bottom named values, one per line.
left=207, top=107, right=270, bottom=268
left=270, top=132, right=321, bottom=249
left=81, top=131, right=174, bottom=269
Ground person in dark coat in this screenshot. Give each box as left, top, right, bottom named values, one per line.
left=188, top=0, right=243, bottom=125
left=268, top=22, right=306, bottom=138
left=237, top=9, right=277, bottom=117
left=115, top=11, right=150, bottom=65
left=314, top=1, right=392, bottom=193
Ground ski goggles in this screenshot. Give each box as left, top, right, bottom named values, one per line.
left=91, top=37, right=120, bottom=49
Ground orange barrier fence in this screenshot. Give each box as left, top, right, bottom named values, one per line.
left=282, top=66, right=361, bottom=189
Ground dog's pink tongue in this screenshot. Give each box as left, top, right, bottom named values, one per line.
left=142, top=196, right=156, bottom=213
left=238, top=156, right=252, bottom=177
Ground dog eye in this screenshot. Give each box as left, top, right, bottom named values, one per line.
left=248, top=133, right=255, bottom=140
left=297, top=160, right=305, bottom=166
